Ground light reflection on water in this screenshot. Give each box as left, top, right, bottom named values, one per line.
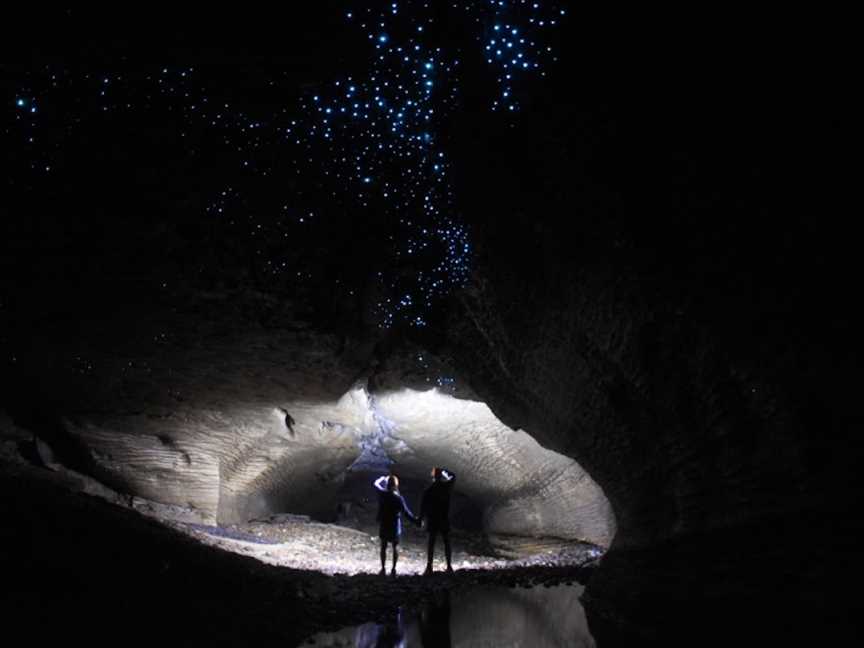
left=303, top=583, right=594, bottom=647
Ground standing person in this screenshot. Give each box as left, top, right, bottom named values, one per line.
left=373, top=473, right=418, bottom=576
left=420, top=467, right=456, bottom=575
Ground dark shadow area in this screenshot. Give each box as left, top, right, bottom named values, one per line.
left=305, top=581, right=597, bottom=647
left=1, top=6, right=859, bottom=646
left=0, top=469, right=597, bottom=645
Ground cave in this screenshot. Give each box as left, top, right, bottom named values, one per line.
left=1, top=5, right=859, bottom=647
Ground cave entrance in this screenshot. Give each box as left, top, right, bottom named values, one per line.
left=204, top=387, right=615, bottom=574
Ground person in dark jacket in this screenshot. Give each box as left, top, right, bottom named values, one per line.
left=420, top=466, right=456, bottom=575
left=373, top=473, right=418, bottom=576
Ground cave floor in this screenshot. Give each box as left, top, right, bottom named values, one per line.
left=2, top=463, right=601, bottom=647
left=1, top=445, right=604, bottom=644
left=166, top=516, right=602, bottom=576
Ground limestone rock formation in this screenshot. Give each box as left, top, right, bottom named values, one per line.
left=1, top=290, right=614, bottom=544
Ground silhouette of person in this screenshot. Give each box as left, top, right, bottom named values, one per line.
left=420, top=467, right=456, bottom=574
left=373, top=473, right=418, bottom=576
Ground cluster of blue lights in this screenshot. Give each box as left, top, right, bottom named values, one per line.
left=9, top=2, right=565, bottom=329
left=483, top=1, right=565, bottom=111
left=295, top=4, right=471, bottom=327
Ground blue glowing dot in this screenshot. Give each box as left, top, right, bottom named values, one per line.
left=16, top=98, right=25, bottom=107
left=378, top=33, right=389, bottom=43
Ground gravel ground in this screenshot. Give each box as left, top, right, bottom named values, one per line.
left=169, top=516, right=603, bottom=576
left=2, top=445, right=604, bottom=645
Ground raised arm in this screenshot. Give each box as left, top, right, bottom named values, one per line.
left=373, top=475, right=389, bottom=492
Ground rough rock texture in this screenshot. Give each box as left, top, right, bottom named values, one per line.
left=0, top=289, right=613, bottom=544
left=2, top=24, right=858, bottom=643
left=438, top=63, right=863, bottom=638
left=448, top=264, right=822, bottom=548
left=5, top=299, right=369, bottom=524
left=374, top=388, right=614, bottom=545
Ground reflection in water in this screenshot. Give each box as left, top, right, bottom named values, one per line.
left=303, top=583, right=594, bottom=647
left=419, top=590, right=452, bottom=647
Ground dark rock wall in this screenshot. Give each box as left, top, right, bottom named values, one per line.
left=440, top=47, right=861, bottom=632
left=449, top=259, right=849, bottom=550
left=3, top=22, right=858, bottom=639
